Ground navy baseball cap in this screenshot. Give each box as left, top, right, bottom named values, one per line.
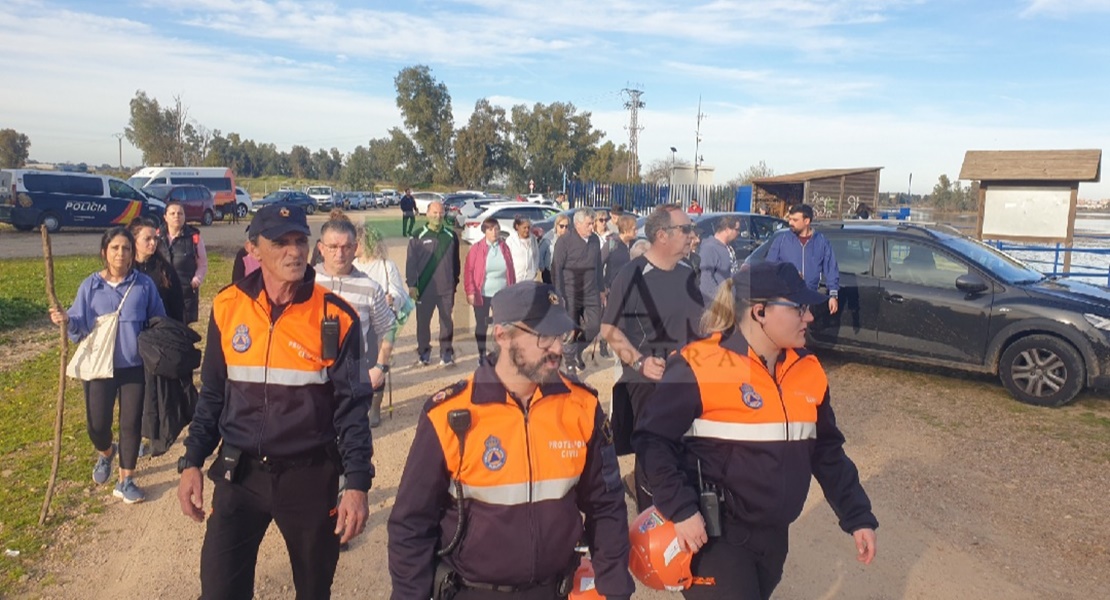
left=248, top=203, right=311, bottom=240
left=491, top=282, right=576, bottom=336
left=733, top=261, right=828, bottom=305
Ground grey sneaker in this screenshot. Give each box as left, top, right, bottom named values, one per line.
left=92, top=443, right=117, bottom=485
left=113, top=477, right=146, bottom=504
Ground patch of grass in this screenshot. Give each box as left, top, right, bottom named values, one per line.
left=0, top=254, right=232, bottom=596
left=0, top=256, right=102, bottom=331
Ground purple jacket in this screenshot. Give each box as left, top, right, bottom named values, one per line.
left=66, top=270, right=167, bottom=369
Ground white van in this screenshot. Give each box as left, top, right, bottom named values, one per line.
left=128, top=166, right=240, bottom=219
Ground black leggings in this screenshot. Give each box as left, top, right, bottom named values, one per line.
left=473, top=296, right=494, bottom=356
left=83, top=365, right=144, bottom=470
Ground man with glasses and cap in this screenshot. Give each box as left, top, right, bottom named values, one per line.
left=177, top=203, right=374, bottom=599
left=633, top=261, right=878, bottom=600
left=388, top=281, right=634, bottom=600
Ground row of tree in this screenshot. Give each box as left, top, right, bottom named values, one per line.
left=125, top=65, right=643, bottom=192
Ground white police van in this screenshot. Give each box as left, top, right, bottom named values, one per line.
left=0, top=169, right=165, bottom=233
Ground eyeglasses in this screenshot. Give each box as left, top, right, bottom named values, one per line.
left=321, top=243, right=356, bottom=253
left=763, top=300, right=811, bottom=317
left=664, top=224, right=696, bottom=234
left=597, top=217, right=610, bottom=223
left=556, top=224, right=568, bottom=229
left=509, top=323, right=563, bottom=349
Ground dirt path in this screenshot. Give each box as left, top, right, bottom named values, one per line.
left=14, top=244, right=1110, bottom=599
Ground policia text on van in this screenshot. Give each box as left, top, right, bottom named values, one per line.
left=1, top=170, right=165, bottom=233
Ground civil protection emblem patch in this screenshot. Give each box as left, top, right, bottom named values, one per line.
left=482, top=435, right=507, bottom=471
left=741, top=382, right=763, bottom=409
left=231, top=324, right=251, bottom=352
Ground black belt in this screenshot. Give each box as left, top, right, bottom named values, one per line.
left=458, top=578, right=556, bottom=593
left=244, top=447, right=331, bottom=473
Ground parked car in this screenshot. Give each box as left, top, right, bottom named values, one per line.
left=459, top=202, right=561, bottom=244
left=745, top=221, right=1110, bottom=407
left=412, top=191, right=445, bottom=215
left=454, top=198, right=506, bottom=227
left=234, top=187, right=253, bottom=217
left=143, top=184, right=218, bottom=226
left=380, top=189, right=399, bottom=206
left=305, top=185, right=336, bottom=209
left=644, top=211, right=786, bottom=260
left=443, top=193, right=483, bottom=225
left=252, top=190, right=318, bottom=214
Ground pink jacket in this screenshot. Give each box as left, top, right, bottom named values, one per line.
left=464, top=239, right=516, bottom=307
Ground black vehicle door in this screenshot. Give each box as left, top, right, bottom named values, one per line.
left=876, top=238, right=993, bottom=364
left=729, top=215, right=761, bottom=259
left=809, top=233, right=880, bottom=348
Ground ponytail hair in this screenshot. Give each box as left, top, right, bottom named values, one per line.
left=700, top=278, right=750, bottom=336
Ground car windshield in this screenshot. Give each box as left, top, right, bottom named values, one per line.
left=943, top=235, right=1044, bottom=284
left=306, top=187, right=331, bottom=195
left=128, top=176, right=151, bottom=189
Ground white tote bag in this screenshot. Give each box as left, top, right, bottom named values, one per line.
left=66, top=280, right=136, bottom=381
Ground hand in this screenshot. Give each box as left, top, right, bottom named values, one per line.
left=673, top=512, right=708, bottom=554
left=177, top=467, right=205, bottom=523
left=640, top=356, right=667, bottom=381
left=191, top=278, right=201, bottom=290
left=408, top=286, right=419, bottom=302
left=369, top=366, right=385, bottom=389
left=466, top=294, right=476, bottom=306
left=853, top=528, right=877, bottom=565
left=48, top=307, right=68, bottom=326
left=385, top=293, right=394, bottom=308
left=334, top=489, right=369, bottom=544
left=828, top=297, right=839, bottom=315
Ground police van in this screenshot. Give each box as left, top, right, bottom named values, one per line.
left=0, top=169, right=165, bottom=233
left=128, top=166, right=239, bottom=219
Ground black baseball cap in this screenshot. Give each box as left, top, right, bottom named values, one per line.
left=733, top=261, right=828, bottom=305
left=491, top=282, right=575, bottom=336
left=248, top=203, right=311, bottom=240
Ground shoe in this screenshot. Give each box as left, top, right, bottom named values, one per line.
left=137, top=438, right=151, bottom=459
left=112, top=477, right=146, bottom=504
left=92, top=443, right=117, bottom=485
left=415, top=352, right=431, bottom=367
left=440, top=351, right=456, bottom=367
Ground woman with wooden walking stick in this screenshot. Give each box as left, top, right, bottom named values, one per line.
left=48, top=226, right=166, bottom=504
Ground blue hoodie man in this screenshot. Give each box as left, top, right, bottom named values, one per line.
left=765, top=203, right=840, bottom=314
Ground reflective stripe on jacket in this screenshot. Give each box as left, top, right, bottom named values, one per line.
left=633, top=330, right=877, bottom=534
left=387, top=364, right=633, bottom=599
left=184, top=266, right=375, bottom=491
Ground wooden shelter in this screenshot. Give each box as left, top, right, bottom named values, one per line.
left=751, top=167, right=882, bottom=218
left=959, top=149, right=1102, bottom=272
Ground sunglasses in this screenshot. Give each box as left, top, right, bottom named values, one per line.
left=664, top=224, right=696, bottom=234
left=556, top=223, right=568, bottom=229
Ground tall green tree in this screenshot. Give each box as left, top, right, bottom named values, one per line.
left=342, top=146, right=375, bottom=191
left=581, top=141, right=637, bottom=183
left=289, top=145, right=314, bottom=179
left=0, top=128, right=31, bottom=168
left=509, top=101, right=603, bottom=192
left=394, top=65, right=454, bottom=185
left=454, top=99, right=511, bottom=188
left=125, top=90, right=191, bottom=165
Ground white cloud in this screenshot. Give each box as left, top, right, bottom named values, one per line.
left=1021, top=0, right=1110, bottom=18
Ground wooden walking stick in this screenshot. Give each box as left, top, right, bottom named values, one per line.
left=39, top=225, right=68, bottom=526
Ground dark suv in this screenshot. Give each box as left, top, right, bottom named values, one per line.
left=143, top=184, right=216, bottom=226
left=748, top=221, right=1110, bottom=407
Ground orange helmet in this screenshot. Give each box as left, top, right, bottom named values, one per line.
left=568, top=557, right=604, bottom=600
left=628, top=506, right=694, bottom=591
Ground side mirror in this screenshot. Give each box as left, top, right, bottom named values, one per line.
left=956, top=274, right=989, bottom=294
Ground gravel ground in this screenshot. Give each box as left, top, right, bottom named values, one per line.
left=12, top=243, right=1110, bottom=600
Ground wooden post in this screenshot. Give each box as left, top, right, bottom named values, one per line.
left=39, top=225, right=68, bottom=526
left=1063, top=185, right=1079, bottom=273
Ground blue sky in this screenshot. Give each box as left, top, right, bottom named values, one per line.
left=3, top=0, right=1110, bottom=197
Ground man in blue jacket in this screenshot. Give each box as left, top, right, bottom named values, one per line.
left=765, top=203, right=840, bottom=314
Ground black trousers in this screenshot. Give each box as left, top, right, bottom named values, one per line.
left=613, top=379, right=657, bottom=511
left=181, top=285, right=199, bottom=324
left=563, top=296, right=600, bottom=361
left=402, top=214, right=416, bottom=236
left=472, top=296, right=493, bottom=356
left=416, top=292, right=455, bottom=359
left=83, top=365, right=144, bottom=470
left=200, top=458, right=341, bottom=600
left=682, top=522, right=790, bottom=600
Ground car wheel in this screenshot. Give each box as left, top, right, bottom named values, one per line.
left=306, top=203, right=316, bottom=215
left=39, top=211, right=62, bottom=233
left=998, top=334, right=1085, bottom=407
left=201, top=210, right=214, bottom=226
left=236, top=203, right=248, bottom=218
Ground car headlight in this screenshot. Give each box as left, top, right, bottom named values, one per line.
left=1084, top=313, right=1110, bottom=331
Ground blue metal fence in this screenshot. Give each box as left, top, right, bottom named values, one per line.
left=565, top=181, right=743, bottom=213
left=988, top=239, right=1110, bottom=286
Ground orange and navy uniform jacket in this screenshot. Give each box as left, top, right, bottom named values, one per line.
left=387, top=363, right=635, bottom=599
left=184, top=266, right=375, bottom=491
left=632, top=329, right=877, bottom=534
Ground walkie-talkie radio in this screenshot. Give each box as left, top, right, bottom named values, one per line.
left=698, top=460, right=722, bottom=537
left=321, top=297, right=340, bottom=360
